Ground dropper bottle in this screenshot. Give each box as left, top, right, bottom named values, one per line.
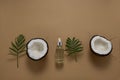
left=55, top=38, right=64, bottom=64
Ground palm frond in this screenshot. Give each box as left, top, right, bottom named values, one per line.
left=9, top=34, right=26, bottom=68
left=65, top=37, right=83, bottom=62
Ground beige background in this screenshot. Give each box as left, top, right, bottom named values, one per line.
left=0, top=0, right=120, bottom=80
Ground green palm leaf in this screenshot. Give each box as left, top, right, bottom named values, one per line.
left=65, top=37, right=83, bottom=62
left=9, top=34, right=26, bottom=68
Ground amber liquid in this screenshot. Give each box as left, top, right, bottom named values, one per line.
left=55, top=48, right=64, bottom=63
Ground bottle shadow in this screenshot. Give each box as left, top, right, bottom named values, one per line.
left=88, top=50, right=112, bottom=70
left=55, top=62, right=64, bottom=70
left=26, top=56, right=48, bottom=74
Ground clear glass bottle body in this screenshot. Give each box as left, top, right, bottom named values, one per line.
left=55, top=46, right=64, bottom=64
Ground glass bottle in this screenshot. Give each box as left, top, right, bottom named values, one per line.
left=55, top=38, right=64, bottom=64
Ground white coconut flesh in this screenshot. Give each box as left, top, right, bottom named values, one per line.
left=91, top=36, right=112, bottom=55
left=27, top=39, right=48, bottom=60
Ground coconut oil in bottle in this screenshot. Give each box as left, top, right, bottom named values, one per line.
left=55, top=38, right=64, bottom=64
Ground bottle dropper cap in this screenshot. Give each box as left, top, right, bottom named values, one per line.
left=57, top=38, right=62, bottom=47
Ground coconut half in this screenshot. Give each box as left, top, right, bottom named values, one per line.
left=90, top=35, right=112, bottom=56
left=27, top=38, right=48, bottom=60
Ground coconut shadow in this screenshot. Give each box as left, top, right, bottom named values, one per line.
left=89, top=50, right=112, bottom=70
left=26, top=56, right=48, bottom=74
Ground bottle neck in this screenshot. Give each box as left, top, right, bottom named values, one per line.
left=57, top=45, right=62, bottom=48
